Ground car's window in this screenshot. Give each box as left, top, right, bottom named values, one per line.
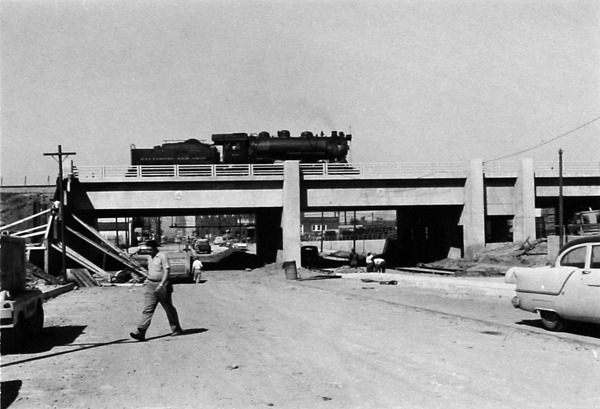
left=559, top=246, right=587, bottom=269
left=591, top=245, right=600, bottom=269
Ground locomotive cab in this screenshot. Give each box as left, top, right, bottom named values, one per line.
left=211, top=133, right=251, bottom=164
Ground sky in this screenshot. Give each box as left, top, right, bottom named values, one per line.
left=1, top=0, right=599, bottom=186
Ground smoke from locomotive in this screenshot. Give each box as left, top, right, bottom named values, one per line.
left=131, top=130, right=351, bottom=165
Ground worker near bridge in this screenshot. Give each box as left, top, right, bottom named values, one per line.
left=192, top=257, right=204, bottom=284
left=348, top=248, right=359, bottom=268
left=130, top=240, right=183, bottom=341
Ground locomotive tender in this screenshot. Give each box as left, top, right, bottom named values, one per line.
left=131, top=130, right=351, bottom=166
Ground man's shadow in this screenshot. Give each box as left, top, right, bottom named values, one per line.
left=0, top=327, right=209, bottom=408
left=1, top=325, right=86, bottom=355
left=150, top=328, right=208, bottom=341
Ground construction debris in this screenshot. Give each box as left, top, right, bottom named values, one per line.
left=200, top=248, right=263, bottom=270
left=66, top=269, right=99, bottom=287
left=361, top=278, right=398, bottom=285
left=27, top=262, right=60, bottom=285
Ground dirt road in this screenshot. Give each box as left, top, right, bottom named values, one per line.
left=2, top=267, right=599, bottom=408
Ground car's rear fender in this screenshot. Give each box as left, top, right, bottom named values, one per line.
left=514, top=292, right=559, bottom=314
left=508, top=267, right=578, bottom=295
left=508, top=266, right=582, bottom=318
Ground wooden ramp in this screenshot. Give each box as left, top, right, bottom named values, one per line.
left=71, top=214, right=147, bottom=276
left=51, top=243, right=111, bottom=280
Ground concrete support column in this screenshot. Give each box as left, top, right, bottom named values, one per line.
left=513, top=158, right=537, bottom=243
left=462, top=159, right=486, bottom=259
left=281, top=161, right=301, bottom=264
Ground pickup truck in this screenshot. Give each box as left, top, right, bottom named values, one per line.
left=1, top=288, right=44, bottom=343
left=166, top=252, right=192, bottom=282
left=505, top=235, right=600, bottom=331
left=567, top=209, right=600, bottom=236
left=1, top=236, right=45, bottom=349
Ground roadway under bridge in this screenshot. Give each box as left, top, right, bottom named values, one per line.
left=58, top=159, right=600, bottom=268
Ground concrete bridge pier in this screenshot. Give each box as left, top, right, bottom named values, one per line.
left=462, top=159, right=486, bottom=259
left=281, top=161, right=302, bottom=265
left=255, top=161, right=302, bottom=265
left=513, top=158, right=537, bottom=242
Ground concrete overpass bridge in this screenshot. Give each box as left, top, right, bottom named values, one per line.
left=67, top=159, right=599, bottom=266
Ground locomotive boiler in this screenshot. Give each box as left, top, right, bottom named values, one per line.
left=212, top=130, right=351, bottom=164
left=130, top=130, right=351, bottom=165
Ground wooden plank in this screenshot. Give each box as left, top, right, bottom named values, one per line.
left=66, top=226, right=147, bottom=276
left=12, top=224, right=48, bottom=236
left=68, top=269, right=99, bottom=287
left=15, top=230, right=47, bottom=238
left=77, top=269, right=98, bottom=287
left=393, top=267, right=455, bottom=276
left=0, top=208, right=51, bottom=232
left=51, top=243, right=110, bottom=279
left=66, top=269, right=85, bottom=287
left=71, top=214, right=146, bottom=271
left=44, top=214, right=55, bottom=240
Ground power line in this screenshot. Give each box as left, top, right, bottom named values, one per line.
left=485, top=114, right=600, bottom=163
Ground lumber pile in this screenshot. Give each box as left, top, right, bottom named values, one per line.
left=67, top=268, right=99, bottom=287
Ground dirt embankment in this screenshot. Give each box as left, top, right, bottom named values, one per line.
left=327, top=239, right=551, bottom=277
left=420, top=239, right=551, bottom=276
left=0, top=188, right=55, bottom=230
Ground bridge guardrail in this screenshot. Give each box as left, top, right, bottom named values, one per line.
left=534, top=161, right=600, bottom=176
left=73, top=161, right=600, bottom=180
left=73, top=164, right=286, bottom=179
left=483, top=161, right=600, bottom=176
left=483, top=162, right=518, bottom=174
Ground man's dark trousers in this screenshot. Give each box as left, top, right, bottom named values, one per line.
left=138, top=281, right=181, bottom=332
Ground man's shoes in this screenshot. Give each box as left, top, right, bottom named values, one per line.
left=171, top=328, right=184, bottom=337
left=130, top=330, right=146, bottom=342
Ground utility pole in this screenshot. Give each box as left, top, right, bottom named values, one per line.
left=44, top=145, right=76, bottom=283
left=558, top=149, right=564, bottom=247
left=352, top=210, right=357, bottom=250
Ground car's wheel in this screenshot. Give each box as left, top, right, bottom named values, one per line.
left=539, top=310, right=565, bottom=332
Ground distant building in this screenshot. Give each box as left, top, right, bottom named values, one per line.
left=301, top=212, right=340, bottom=241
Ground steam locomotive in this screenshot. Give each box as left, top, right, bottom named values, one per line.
left=130, top=130, right=351, bottom=165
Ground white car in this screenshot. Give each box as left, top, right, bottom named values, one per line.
left=505, top=236, right=600, bottom=331
left=232, top=242, right=248, bottom=251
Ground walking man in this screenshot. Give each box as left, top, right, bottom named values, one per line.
left=192, top=257, right=204, bottom=284
left=130, top=240, right=183, bottom=341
